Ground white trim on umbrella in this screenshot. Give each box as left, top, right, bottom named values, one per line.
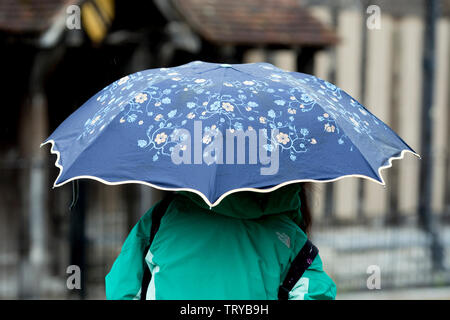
left=41, top=139, right=421, bottom=208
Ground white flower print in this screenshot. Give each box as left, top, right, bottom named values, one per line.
left=222, top=102, right=234, bottom=112
left=135, top=93, right=148, bottom=104
left=276, top=132, right=290, bottom=145
left=203, top=135, right=211, bottom=144
left=187, top=112, right=195, bottom=119
left=155, top=132, right=167, bottom=144
left=324, top=123, right=335, bottom=132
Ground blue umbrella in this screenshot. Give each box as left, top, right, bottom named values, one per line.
left=42, top=61, right=420, bottom=207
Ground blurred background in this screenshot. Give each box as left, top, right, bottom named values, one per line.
left=0, top=0, right=449, bottom=299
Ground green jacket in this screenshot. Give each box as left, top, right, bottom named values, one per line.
left=105, top=184, right=336, bottom=300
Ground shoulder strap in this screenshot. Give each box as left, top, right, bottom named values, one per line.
left=278, top=239, right=319, bottom=300
left=140, top=193, right=174, bottom=300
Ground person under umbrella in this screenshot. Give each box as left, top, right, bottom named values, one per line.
left=105, top=183, right=336, bottom=300
left=42, top=61, right=419, bottom=300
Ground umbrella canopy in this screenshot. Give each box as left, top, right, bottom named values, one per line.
left=42, top=61, right=419, bottom=207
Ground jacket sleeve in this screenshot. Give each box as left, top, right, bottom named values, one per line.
left=105, top=204, right=156, bottom=300
left=288, top=253, right=336, bottom=300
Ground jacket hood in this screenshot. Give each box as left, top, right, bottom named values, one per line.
left=177, top=183, right=303, bottom=224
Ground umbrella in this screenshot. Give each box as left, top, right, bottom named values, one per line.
left=41, top=61, right=420, bottom=207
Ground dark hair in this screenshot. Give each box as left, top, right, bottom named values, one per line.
left=299, top=182, right=313, bottom=236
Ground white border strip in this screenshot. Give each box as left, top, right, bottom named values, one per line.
left=41, top=139, right=421, bottom=208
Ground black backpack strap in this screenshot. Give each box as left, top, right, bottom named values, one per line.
left=140, top=193, right=174, bottom=300
left=278, top=239, right=319, bottom=300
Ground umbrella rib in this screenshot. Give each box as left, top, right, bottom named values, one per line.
left=207, top=66, right=230, bottom=203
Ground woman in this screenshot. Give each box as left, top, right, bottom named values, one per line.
left=105, top=183, right=336, bottom=300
